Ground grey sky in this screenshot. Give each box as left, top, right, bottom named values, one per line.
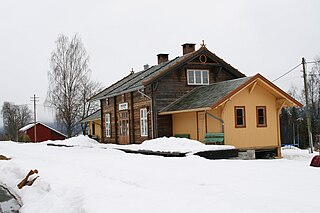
left=0, top=0, right=320, bottom=125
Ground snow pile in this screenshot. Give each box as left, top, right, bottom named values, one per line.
left=282, top=147, right=318, bottom=161
left=43, top=135, right=99, bottom=148
left=116, top=137, right=235, bottom=153
left=281, top=145, right=300, bottom=150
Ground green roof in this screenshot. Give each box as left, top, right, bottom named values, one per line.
left=160, top=77, right=252, bottom=113
left=81, top=110, right=101, bottom=123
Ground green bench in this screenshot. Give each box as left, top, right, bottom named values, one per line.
left=174, top=134, right=190, bottom=139
left=204, top=132, right=224, bottom=145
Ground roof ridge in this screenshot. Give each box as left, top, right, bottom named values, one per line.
left=108, top=58, right=177, bottom=96
left=209, top=76, right=251, bottom=86
left=142, top=48, right=204, bottom=85
left=89, top=72, right=135, bottom=101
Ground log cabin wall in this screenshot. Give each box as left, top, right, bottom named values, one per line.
left=102, top=97, right=117, bottom=143
left=131, top=88, right=152, bottom=143
left=102, top=88, right=152, bottom=144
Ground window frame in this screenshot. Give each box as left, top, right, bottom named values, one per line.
left=91, top=122, right=95, bottom=135
left=105, top=113, right=111, bottom=138
left=256, top=106, right=267, bottom=127
left=187, top=69, right=209, bottom=85
left=140, top=108, right=148, bottom=137
left=234, top=106, right=246, bottom=128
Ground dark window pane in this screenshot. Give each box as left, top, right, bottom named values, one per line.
left=237, top=117, right=243, bottom=125
left=258, top=116, right=264, bottom=124
left=258, top=108, right=264, bottom=117
left=203, top=71, right=209, bottom=84
left=195, top=71, right=201, bottom=83
left=188, top=71, right=194, bottom=84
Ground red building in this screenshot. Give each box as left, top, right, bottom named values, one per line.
left=19, top=122, right=67, bottom=142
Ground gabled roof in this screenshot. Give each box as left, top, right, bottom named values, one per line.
left=80, top=110, right=101, bottom=123
left=90, top=46, right=245, bottom=101
left=159, top=73, right=303, bottom=115
left=19, top=122, right=67, bottom=137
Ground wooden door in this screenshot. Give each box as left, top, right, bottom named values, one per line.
left=119, top=111, right=130, bottom=144
left=197, top=112, right=206, bottom=142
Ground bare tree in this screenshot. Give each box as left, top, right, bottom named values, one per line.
left=79, top=77, right=102, bottom=134
left=47, top=34, right=101, bottom=137
left=1, top=102, right=32, bottom=141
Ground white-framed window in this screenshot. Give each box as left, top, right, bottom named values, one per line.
left=187, top=69, right=209, bottom=85
left=140, top=108, right=148, bottom=137
left=106, top=113, right=111, bottom=137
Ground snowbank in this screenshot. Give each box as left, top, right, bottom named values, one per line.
left=282, top=146, right=318, bottom=161
left=0, top=138, right=320, bottom=213
left=106, top=137, right=235, bottom=154
left=43, top=135, right=99, bottom=148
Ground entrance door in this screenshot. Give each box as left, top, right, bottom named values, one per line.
left=119, top=111, right=130, bottom=144
left=197, top=112, right=206, bottom=142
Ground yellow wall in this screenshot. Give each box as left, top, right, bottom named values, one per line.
left=173, top=112, right=198, bottom=140
left=206, top=108, right=223, bottom=133
left=222, top=84, right=278, bottom=149
left=88, top=120, right=102, bottom=140
left=171, top=83, right=280, bottom=151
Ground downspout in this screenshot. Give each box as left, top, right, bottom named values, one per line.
left=138, top=88, right=154, bottom=139
left=205, top=111, right=224, bottom=133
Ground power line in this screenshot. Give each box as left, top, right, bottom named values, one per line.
left=272, top=63, right=302, bottom=82
left=306, top=60, right=320, bottom=64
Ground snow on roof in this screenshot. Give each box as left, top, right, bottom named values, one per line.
left=19, top=122, right=67, bottom=137
left=19, top=123, right=35, bottom=132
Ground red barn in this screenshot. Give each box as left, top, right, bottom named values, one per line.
left=19, top=122, right=67, bottom=142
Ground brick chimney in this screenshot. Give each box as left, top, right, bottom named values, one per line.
left=157, top=53, right=169, bottom=64
left=182, top=43, right=196, bottom=55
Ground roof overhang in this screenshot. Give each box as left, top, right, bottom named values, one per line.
left=158, top=107, right=212, bottom=115
left=211, top=74, right=303, bottom=109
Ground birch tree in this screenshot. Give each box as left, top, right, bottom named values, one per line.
left=47, top=34, right=100, bottom=137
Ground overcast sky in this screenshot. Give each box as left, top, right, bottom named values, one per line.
left=1, top=0, right=320, bottom=125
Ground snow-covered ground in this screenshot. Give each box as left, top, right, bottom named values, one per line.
left=0, top=136, right=319, bottom=213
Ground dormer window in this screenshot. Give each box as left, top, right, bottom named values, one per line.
left=187, top=69, right=209, bottom=85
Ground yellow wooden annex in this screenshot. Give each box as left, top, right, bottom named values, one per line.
left=81, top=110, right=102, bottom=142
left=159, top=74, right=302, bottom=157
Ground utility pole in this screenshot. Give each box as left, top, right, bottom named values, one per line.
left=302, top=57, right=314, bottom=153
left=30, top=94, right=39, bottom=142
